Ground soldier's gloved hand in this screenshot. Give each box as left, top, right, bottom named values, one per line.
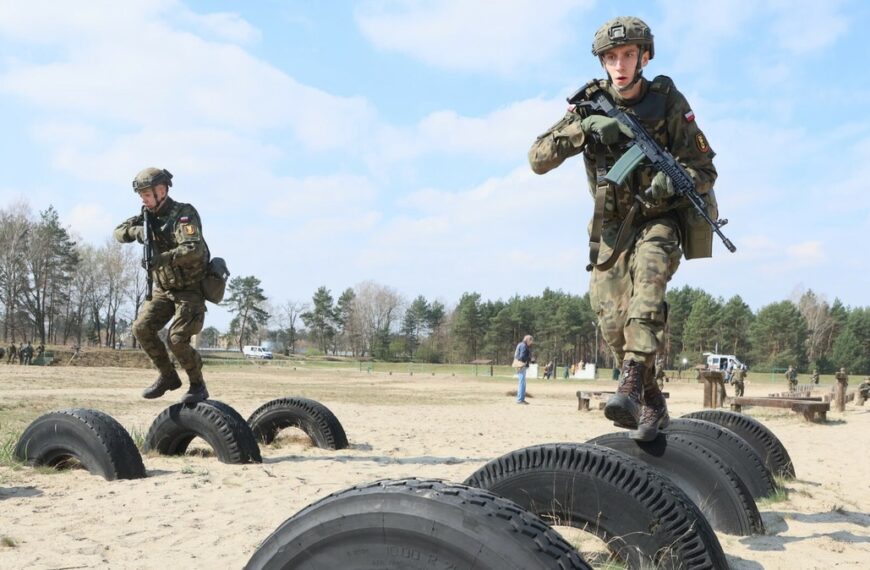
left=580, top=115, right=634, bottom=145
left=645, top=171, right=676, bottom=202
left=128, top=226, right=145, bottom=243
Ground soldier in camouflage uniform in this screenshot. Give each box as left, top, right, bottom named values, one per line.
left=5, top=343, right=15, bottom=364
left=732, top=364, right=746, bottom=398
left=811, top=368, right=820, bottom=385
left=529, top=17, right=717, bottom=441
left=114, top=168, right=210, bottom=404
left=785, top=365, right=798, bottom=391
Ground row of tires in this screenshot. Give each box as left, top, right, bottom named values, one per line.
left=13, top=397, right=347, bottom=480
left=14, top=400, right=794, bottom=569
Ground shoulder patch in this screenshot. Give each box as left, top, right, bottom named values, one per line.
left=695, top=132, right=710, bottom=153
left=183, top=224, right=197, bottom=236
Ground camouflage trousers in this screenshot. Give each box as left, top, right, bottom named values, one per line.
left=133, top=285, right=206, bottom=382
left=589, top=218, right=681, bottom=371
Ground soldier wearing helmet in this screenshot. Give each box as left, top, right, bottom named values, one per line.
left=528, top=17, right=718, bottom=441
left=114, top=167, right=211, bottom=404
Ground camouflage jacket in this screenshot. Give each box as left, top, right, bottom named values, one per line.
left=785, top=369, right=798, bottom=383
left=528, top=75, right=717, bottom=227
left=733, top=368, right=746, bottom=383
left=114, top=197, right=209, bottom=291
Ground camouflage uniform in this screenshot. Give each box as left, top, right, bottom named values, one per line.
left=811, top=368, right=820, bottom=385
left=529, top=17, right=717, bottom=441
left=785, top=366, right=798, bottom=390
left=5, top=344, right=15, bottom=364
left=732, top=366, right=746, bottom=397
left=115, top=168, right=210, bottom=402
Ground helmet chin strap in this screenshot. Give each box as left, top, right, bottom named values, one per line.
left=147, top=187, right=168, bottom=213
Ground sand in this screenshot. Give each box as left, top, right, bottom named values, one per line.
left=0, top=364, right=868, bottom=569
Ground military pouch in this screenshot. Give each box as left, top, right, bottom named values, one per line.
left=677, top=189, right=719, bottom=260
left=201, top=257, right=230, bottom=304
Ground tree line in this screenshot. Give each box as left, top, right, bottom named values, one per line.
left=2, top=201, right=868, bottom=373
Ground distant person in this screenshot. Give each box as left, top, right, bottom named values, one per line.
left=857, top=377, right=870, bottom=405
left=543, top=361, right=554, bottom=380
left=732, top=364, right=746, bottom=397
left=6, top=343, right=16, bottom=364
left=513, top=335, right=534, bottom=405
left=563, top=364, right=570, bottom=379
left=811, top=368, right=820, bottom=385
left=114, top=167, right=211, bottom=404
left=785, top=365, right=798, bottom=391
left=21, top=342, right=33, bottom=365
left=654, top=359, right=666, bottom=390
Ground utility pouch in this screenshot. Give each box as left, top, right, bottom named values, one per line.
left=201, top=257, right=230, bottom=304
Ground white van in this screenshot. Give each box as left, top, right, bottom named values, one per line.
left=243, top=345, right=273, bottom=360
left=704, top=353, right=744, bottom=371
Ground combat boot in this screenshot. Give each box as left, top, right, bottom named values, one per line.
left=603, top=360, right=645, bottom=429
left=181, top=380, right=209, bottom=405
left=142, top=370, right=182, bottom=399
left=630, top=388, right=670, bottom=442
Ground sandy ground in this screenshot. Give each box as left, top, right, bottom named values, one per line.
left=0, top=364, right=868, bottom=569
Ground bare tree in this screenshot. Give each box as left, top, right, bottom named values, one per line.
left=277, top=300, right=307, bottom=354
left=98, top=240, right=134, bottom=348
left=0, top=201, right=31, bottom=342
left=351, top=281, right=405, bottom=358
left=796, top=289, right=834, bottom=365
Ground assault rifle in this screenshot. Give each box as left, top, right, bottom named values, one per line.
left=568, top=84, right=736, bottom=253
left=142, top=207, right=154, bottom=301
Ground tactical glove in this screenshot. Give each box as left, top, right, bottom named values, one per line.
left=128, top=226, right=145, bottom=243
left=646, top=171, right=676, bottom=201
left=580, top=115, right=634, bottom=145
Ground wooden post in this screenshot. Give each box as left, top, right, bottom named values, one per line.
left=700, top=371, right=725, bottom=408
left=834, top=381, right=846, bottom=412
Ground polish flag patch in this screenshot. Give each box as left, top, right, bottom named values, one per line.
left=684, top=110, right=695, bottom=122
left=179, top=216, right=190, bottom=223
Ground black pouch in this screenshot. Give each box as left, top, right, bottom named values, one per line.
left=201, top=257, right=230, bottom=303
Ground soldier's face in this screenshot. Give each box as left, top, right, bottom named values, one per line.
left=137, top=184, right=168, bottom=210
left=602, top=44, right=649, bottom=93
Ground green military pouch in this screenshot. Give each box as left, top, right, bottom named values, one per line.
left=677, top=189, right=719, bottom=260
left=201, top=257, right=230, bottom=304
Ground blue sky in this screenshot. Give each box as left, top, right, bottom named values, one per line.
left=1, top=0, right=867, bottom=329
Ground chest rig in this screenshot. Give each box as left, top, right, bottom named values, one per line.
left=580, top=76, right=672, bottom=271
left=151, top=199, right=209, bottom=291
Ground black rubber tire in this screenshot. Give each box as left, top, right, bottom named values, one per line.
left=144, top=400, right=262, bottom=464
left=682, top=409, right=795, bottom=479
left=247, top=397, right=348, bottom=450
left=463, top=443, right=728, bottom=570
left=14, top=408, right=145, bottom=481
left=666, top=418, right=778, bottom=499
left=588, top=431, right=764, bottom=536
left=245, top=478, right=591, bottom=570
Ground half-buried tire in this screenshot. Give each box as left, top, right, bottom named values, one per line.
left=144, top=400, right=261, bottom=464
left=14, top=408, right=145, bottom=481
left=666, top=418, right=778, bottom=499
left=588, top=431, right=764, bottom=536
left=247, top=397, right=348, bottom=450
left=463, top=443, right=727, bottom=570
left=682, top=409, right=795, bottom=479
left=244, top=478, right=591, bottom=570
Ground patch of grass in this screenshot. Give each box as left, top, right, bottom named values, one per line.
left=758, top=487, right=790, bottom=507
left=1, top=535, right=18, bottom=548
left=829, top=504, right=846, bottom=515
left=127, top=424, right=147, bottom=450
left=181, top=464, right=195, bottom=475
left=0, top=429, right=24, bottom=468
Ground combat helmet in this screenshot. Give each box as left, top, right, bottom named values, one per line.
left=592, top=17, right=654, bottom=59
left=132, top=167, right=173, bottom=192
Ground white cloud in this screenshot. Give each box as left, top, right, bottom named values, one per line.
left=768, top=0, right=849, bottom=54
left=67, top=203, right=114, bottom=243
left=355, top=0, right=594, bottom=74
left=180, top=9, right=261, bottom=44
left=786, top=241, right=823, bottom=265
left=266, top=174, right=379, bottom=218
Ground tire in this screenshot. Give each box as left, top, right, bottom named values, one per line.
left=666, top=418, right=778, bottom=499
left=463, top=443, right=728, bottom=570
left=144, top=400, right=262, bottom=464
left=14, top=408, right=146, bottom=481
left=245, top=478, right=591, bottom=570
left=588, top=432, right=764, bottom=536
left=682, top=409, right=795, bottom=479
left=247, top=397, right=348, bottom=450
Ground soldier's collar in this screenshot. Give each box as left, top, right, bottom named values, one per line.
left=608, top=77, right=649, bottom=106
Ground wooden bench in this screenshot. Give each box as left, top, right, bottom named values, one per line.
left=577, top=390, right=669, bottom=411
left=730, top=396, right=829, bottom=422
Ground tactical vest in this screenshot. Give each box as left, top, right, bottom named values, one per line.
left=582, top=75, right=718, bottom=262
left=151, top=200, right=209, bottom=291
